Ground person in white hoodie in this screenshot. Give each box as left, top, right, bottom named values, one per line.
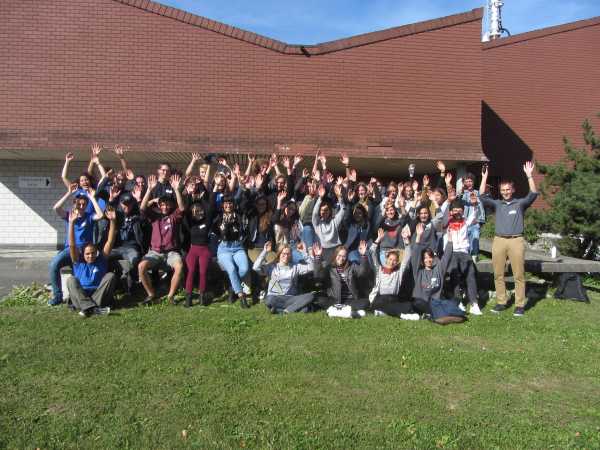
left=437, top=197, right=482, bottom=315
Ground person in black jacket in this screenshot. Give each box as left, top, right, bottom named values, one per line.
left=108, top=194, right=145, bottom=294
left=214, top=195, right=251, bottom=308
left=313, top=241, right=371, bottom=311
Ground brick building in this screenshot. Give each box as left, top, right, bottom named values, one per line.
left=1, top=0, right=599, bottom=246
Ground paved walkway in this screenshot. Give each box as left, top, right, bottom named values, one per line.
left=0, top=248, right=55, bottom=299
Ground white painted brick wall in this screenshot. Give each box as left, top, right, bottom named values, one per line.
left=0, top=159, right=161, bottom=247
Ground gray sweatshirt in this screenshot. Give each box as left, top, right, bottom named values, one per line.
left=411, top=241, right=453, bottom=301
left=312, top=197, right=346, bottom=249
left=368, top=242, right=411, bottom=302
left=252, top=249, right=313, bottom=296
left=480, top=192, right=538, bottom=236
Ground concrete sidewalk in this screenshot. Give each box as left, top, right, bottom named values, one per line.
left=0, top=247, right=55, bottom=298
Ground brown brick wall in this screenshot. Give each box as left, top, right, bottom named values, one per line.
left=0, top=0, right=483, bottom=160
left=482, top=20, right=600, bottom=193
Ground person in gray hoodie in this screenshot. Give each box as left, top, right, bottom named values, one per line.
left=312, top=184, right=346, bottom=263
left=252, top=241, right=315, bottom=314
left=411, top=223, right=465, bottom=323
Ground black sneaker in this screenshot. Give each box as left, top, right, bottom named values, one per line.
left=184, top=293, right=193, bottom=308
left=239, top=294, right=250, bottom=309
left=491, top=304, right=509, bottom=313
left=141, top=295, right=156, bottom=306
left=513, top=307, right=525, bottom=317
left=199, top=292, right=209, bottom=306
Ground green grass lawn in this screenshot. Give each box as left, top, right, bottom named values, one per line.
left=2, top=287, right=600, bottom=449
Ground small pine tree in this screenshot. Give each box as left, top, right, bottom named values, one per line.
left=532, top=114, right=600, bottom=259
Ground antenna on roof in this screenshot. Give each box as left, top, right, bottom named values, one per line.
left=486, top=0, right=511, bottom=41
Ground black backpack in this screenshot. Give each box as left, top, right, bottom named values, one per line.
left=555, top=273, right=589, bottom=302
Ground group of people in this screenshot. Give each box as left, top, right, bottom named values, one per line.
left=49, top=145, right=537, bottom=322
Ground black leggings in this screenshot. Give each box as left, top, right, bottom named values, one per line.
left=370, top=296, right=431, bottom=316
left=371, top=294, right=413, bottom=316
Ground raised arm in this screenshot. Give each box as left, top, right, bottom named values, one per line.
left=479, top=164, right=489, bottom=195
left=114, top=145, right=133, bottom=178
left=371, top=228, right=384, bottom=270
left=141, top=175, right=157, bottom=211
left=253, top=241, right=273, bottom=276
left=88, top=143, right=106, bottom=179
left=53, top=183, right=78, bottom=218
left=245, top=154, right=256, bottom=177
left=170, top=174, right=185, bottom=211
left=332, top=184, right=346, bottom=227
left=439, top=233, right=454, bottom=276
left=86, top=189, right=105, bottom=221
left=185, top=153, right=201, bottom=177
left=268, top=153, right=281, bottom=177
left=102, top=207, right=118, bottom=257
left=68, top=210, right=80, bottom=263
left=523, top=161, right=537, bottom=193
left=61, top=152, right=74, bottom=189
left=312, top=188, right=325, bottom=227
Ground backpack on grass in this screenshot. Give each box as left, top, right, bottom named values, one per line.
left=555, top=273, right=589, bottom=303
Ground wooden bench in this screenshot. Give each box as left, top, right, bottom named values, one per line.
left=475, top=238, right=600, bottom=274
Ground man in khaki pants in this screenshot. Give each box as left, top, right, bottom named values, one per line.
left=479, top=162, right=538, bottom=317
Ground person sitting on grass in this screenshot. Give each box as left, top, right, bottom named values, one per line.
left=48, top=184, right=105, bottom=306
left=479, top=161, right=538, bottom=317
left=411, top=223, right=465, bottom=324
left=138, top=174, right=185, bottom=305
left=369, top=229, right=419, bottom=320
left=313, top=241, right=371, bottom=312
left=66, top=206, right=118, bottom=317
left=253, top=241, right=316, bottom=314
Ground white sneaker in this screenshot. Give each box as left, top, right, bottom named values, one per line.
left=326, top=304, right=353, bottom=318
left=93, top=306, right=111, bottom=316
left=355, top=309, right=367, bottom=318
left=458, top=302, right=466, bottom=312
left=241, top=282, right=251, bottom=295
left=258, top=290, right=266, bottom=301
left=469, top=303, right=482, bottom=316
left=374, top=310, right=387, bottom=317
left=400, top=313, right=420, bottom=321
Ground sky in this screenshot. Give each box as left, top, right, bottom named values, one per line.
left=155, top=0, right=600, bottom=44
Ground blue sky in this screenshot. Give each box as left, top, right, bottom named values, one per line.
left=156, top=0, right=600, bottom=44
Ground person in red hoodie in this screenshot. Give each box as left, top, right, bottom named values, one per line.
left=138, top=174, right=185, bottom=305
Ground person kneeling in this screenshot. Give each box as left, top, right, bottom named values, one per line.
left=253, top=241, right=315, bottom=314
left=412, top=223, right=466, bottom=325
left=66, top=207, right=118, bottom=317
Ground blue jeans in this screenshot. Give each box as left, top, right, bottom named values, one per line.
left=467, top=224, right=481, bottom=256
left=217, top=241, right=249, bottom=294
left=301, top=224, right=318, bottom=248
left=48, top=248, right=72, bottom=302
